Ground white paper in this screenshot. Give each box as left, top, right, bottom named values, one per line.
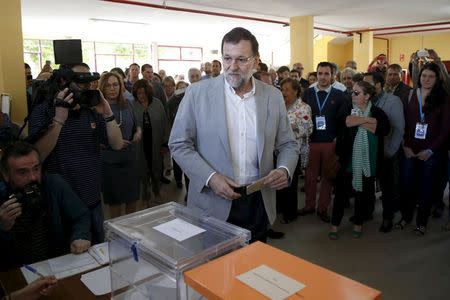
left=81, top=266, right=111, bottom=296
left=49, top=252, right=98, bottom=274
left=1, top=94, right=11, bottom=116
left=88, top=242, right=109, bottom=265
left=236, top=265, right=305, bottom=300
left=153, top=218, right=205, bottom=242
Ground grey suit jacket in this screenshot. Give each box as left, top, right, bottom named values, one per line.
left=169, top=74, right=299, bottom=224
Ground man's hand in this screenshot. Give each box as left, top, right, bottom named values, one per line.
left=70, top=239, right=91, bottom=254
left=263, top=168, right=289, bottom=190
left=427, top=49, right=440, bottom=61
left=10, top=276, right=58, bottom=300
left=416, top=150, right=432, bottom=161
left=209, top=173, right=241, bottom=200
left=94, top=90, right=113, bottom=117
left=0, top=197, right=22, bottom=231
left=54, top=88, right=73, bottom=123
left=403, top=146, right=416, bottom=159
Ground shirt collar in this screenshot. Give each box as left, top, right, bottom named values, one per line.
left=224, top=76, right=256, bottom=99
left=314, top=84, right=332, bottom=94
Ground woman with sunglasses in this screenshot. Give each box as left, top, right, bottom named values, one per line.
left=330, top=81, right=390, bottom=239
left=397, top=62, right=450, bottom=235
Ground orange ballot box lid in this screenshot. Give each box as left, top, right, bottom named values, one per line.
left=184, top=241, right=381, bottom=300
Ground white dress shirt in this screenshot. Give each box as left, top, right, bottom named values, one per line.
left=223, top=77, right=259, bottom=185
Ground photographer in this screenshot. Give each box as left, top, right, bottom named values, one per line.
left=0, top=141, right=91, bottom=271
left=28, top=63, right=124, bottom=244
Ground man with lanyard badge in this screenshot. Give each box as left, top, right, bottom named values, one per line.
left=299, top=62, right=350, bottom=223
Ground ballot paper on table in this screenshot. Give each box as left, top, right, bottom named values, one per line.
left=81, top=266, right=111, bottom=296
left=88, top=242, right=109, bottom=265
left=236, top=265, right=306, bottom=300
left=153, top=218, right=205, bottom=242
left=21, top=253, right=100, bottom=284
left=81, top=260, right=162, bottom=296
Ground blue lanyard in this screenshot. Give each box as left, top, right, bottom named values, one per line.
left=418, top=89, right=425, bottom=123
left=315, top=89, right=331, bottom=115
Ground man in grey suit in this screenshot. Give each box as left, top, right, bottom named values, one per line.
left=169, top=27, right=299, bottom=242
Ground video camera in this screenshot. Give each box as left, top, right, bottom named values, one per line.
left=50, top=66, right=101, bottom=109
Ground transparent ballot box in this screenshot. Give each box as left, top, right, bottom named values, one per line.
left=105, top=202, right=250, bottom=300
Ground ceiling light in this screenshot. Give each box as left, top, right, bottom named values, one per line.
left=89, top=18, right=150, bottom=26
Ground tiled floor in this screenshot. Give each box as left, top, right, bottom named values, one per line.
left=108, top=176, right=450, bottom=300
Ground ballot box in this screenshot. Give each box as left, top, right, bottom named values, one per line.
left=105, top=202, right=250, bottom=300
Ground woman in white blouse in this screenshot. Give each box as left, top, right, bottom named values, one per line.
left=277, top=78, right=313, bottom=223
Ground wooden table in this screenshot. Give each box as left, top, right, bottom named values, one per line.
left=0, top=268, right=110, bottom=300
left=184, top=242, right=382, bottom=300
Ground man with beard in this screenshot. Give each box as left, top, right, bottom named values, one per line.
left=0, top=141, right=91, bottom=271
left=169, top=27, right=298, bottom=243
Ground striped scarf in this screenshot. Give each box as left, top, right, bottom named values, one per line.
left=352, top=101, right=372, bottom=192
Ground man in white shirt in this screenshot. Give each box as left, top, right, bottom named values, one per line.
left=169, top=27, right=298, bottom=242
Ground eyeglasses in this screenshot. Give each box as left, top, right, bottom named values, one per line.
left=351, top=90, right=362, bottom=96
left=222, top=55, right=255, bottom=66
left=105, top=82, right=120, bottom=89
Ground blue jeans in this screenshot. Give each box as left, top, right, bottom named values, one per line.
left=400, top=153, right=442, bottom=226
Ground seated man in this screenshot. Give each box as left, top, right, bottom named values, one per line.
left=0, top=141, right=91, bottom=271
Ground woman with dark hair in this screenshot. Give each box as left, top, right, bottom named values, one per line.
left=397, top=62, right=450, bottom=235
left=278, top=78, right=313, bottom=223
left=99, top=72, right=141, bottom=218
left=330, top=81, right=390, bottom=239
left=131, top=79, right=170, bottom=206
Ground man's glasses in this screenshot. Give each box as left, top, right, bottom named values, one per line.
left=222, top=56, right=254, bottom=66
left=351, top=90, right=361, bottom=96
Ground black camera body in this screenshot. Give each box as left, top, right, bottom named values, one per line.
left=13, top=183, right=41, bottom=213
left=52, top=67, right=101, bottom=108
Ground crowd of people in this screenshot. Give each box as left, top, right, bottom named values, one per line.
left=0, top=27, right=449, bottom=298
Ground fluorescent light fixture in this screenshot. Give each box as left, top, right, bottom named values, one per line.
left=89, top=18, right=150, bottom=26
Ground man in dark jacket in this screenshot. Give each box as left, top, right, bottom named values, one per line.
left=0, top=141, right=91, bottom=271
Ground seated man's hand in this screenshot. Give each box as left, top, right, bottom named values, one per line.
left=11, top=276, right=57, bottom=300
left=0, top=197, right=22, bottom=231
left=209, top=173, right=241, bottom=200
left=70, top=239, right=91, bottom=254
left=263, top=168, right=289, bottom=190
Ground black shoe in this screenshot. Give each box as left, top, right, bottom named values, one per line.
left=413, top=226, right=426, bottom=236
left=317, top=211, right=331, bottom=223
left=281, top=216, right=297, bottom=224
left=161, top=176, right=171, bottom=184
left=379, top=220, right=393, bottom=233
left=266, top=229, right=285, bottom=239
left=297, top=208, right=315, bottom=216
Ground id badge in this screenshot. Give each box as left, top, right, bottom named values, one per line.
left=316, top=116, right=326, bottom=130
left=414, top=122, right=428, bottom=139
left=351, top=108, right=359, bottom=116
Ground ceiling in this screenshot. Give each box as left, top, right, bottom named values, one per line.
left=21, top=0, right=450, bottom=35
left=20, top=0, right=450, bottom=65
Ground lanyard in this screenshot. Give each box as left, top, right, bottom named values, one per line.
left=418, top=89, right=425, bottom=123
left=315, top=89, right=331, bottom=115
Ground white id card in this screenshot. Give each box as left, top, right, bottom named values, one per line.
left=315, top=116, right=326, bottom=130
left=414, top=122, right=428, bottom=139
